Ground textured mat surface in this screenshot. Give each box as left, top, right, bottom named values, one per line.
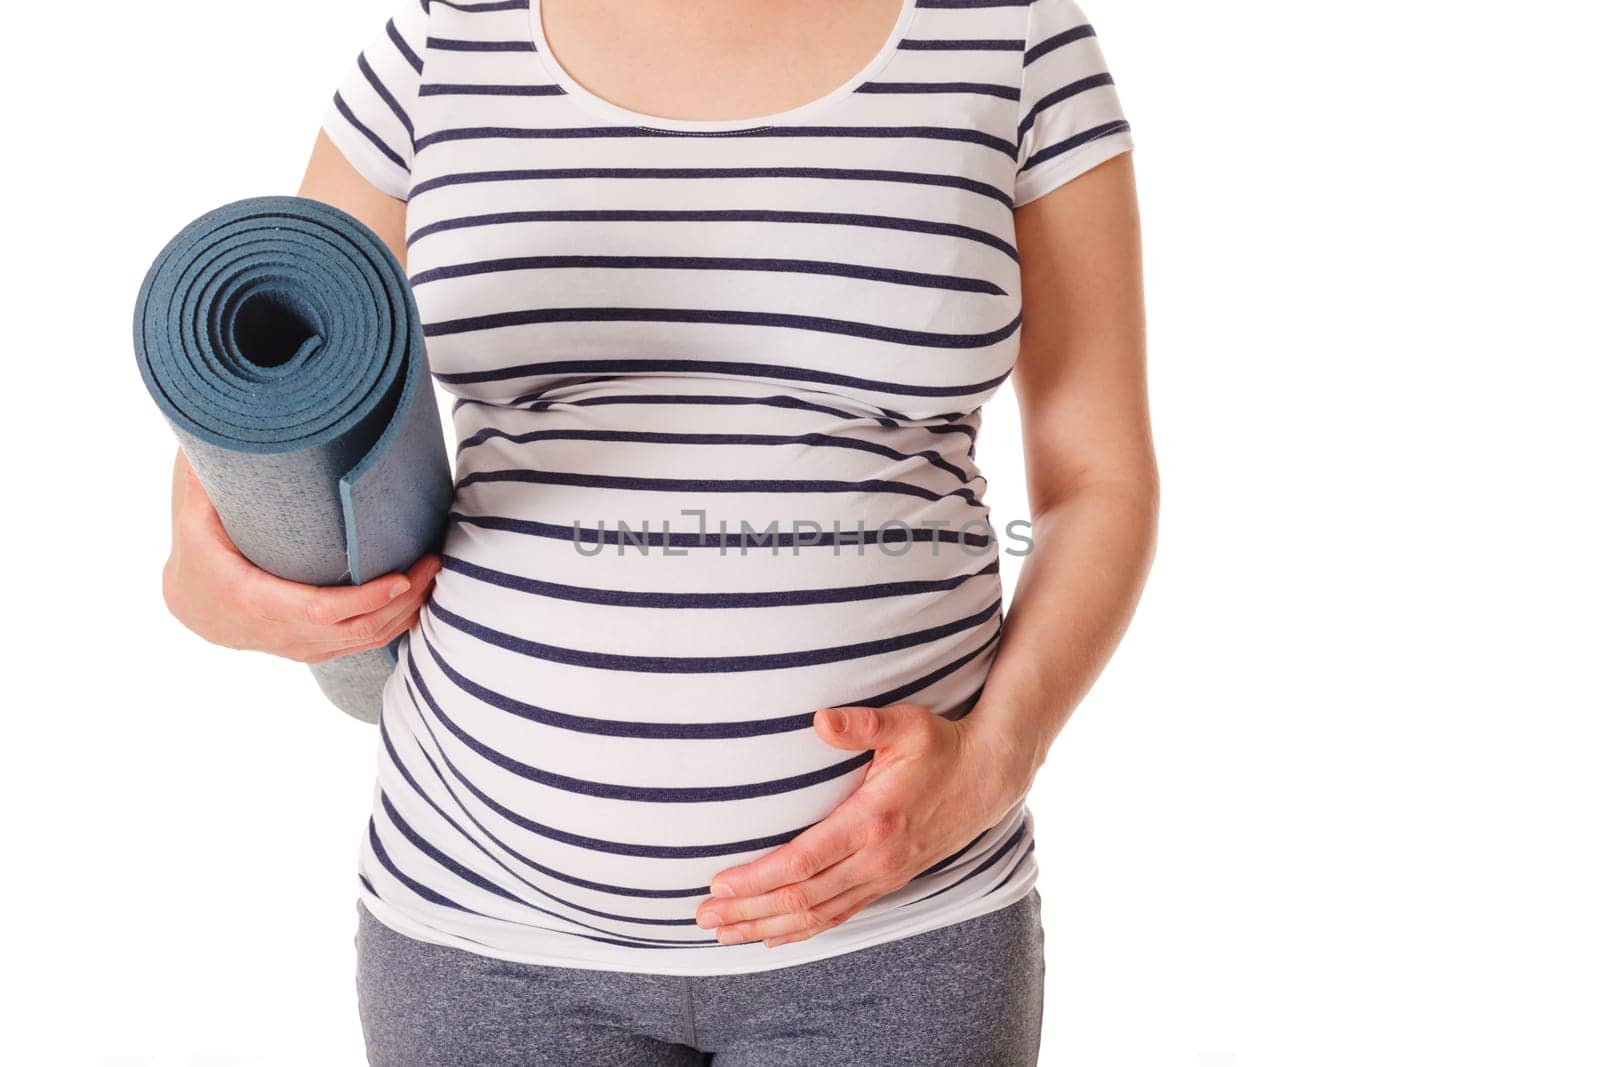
left=133, top=195, right=452, bottom=722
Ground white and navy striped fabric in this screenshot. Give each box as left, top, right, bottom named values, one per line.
left=322, top=0, right=1133, bottom=975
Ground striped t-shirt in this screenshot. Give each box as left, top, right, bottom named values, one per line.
left=322, top=0, right=1133, bottom=975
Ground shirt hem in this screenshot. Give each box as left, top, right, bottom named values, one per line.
left=1013, top=130, right=1134, bottom=208
left=356, top=852, right=1039, bottom=977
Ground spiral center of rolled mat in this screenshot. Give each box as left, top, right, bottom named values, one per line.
left=232, top=289, right=322, bottom=369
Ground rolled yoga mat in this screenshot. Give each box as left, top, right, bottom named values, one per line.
left=133, top=195, right=453, bottom=723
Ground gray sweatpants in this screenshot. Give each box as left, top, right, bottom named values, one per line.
left=355, top=890, right=1045, bottom=1066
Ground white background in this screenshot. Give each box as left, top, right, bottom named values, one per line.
left=3, top=1, right=1596, bottom=1064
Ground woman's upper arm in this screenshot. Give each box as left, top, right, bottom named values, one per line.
left=1011, top=152, right=1155, bottom=515
left=297, top=130, right=409, bottom=269
left=1008, top=0, right=1153, bottom=514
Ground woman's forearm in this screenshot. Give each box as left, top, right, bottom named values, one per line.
left=959, top=476, right=1160, bottom=805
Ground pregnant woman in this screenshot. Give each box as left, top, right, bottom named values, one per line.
left=161, top=0, right=1156, bottom=1062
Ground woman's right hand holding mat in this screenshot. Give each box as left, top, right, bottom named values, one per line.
left=163, top=447, right=441, bottom=665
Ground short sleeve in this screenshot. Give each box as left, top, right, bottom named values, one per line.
left=1013, top=0, right=1135, bottom=208
left=320, top=0, right=429, bottom=201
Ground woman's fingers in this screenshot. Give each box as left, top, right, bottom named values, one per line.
left=328, top=557, right=441, bottom=637
left=246, top=566, right=408, bottom=627
left=296, top=557, right=444, bottom=661
left=697, top=848, right=878, bottom=938
left=248, top=552, right=438, bottom=628
left=734, top=881, right=886, bottom=948
left=705, top=801, right=868, bottom=901
left=308, top=585, right=438, bottom=659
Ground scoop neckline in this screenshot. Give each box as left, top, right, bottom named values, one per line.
left=526, top=0, right=919, bottom=133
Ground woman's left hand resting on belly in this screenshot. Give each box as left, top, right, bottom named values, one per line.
left=696, top=702, right=1034, bottom=947
left=696, top=150, right=1160, bottom=948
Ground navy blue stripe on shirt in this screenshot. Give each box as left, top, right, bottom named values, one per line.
left=429, top=0, right=529, bottom=11
left=908, top=823, right=1032, bottom=905
left=1023, top=23, right=1096, bottom=66
left=452, top=425, right=977, bottom=482
left=419, top=82, right=565, bottom=96
left=426, top=36, right=535, bottom=51
left=386, top=19, right=423, bottom=74
left=358, top=54, right=413, bottom=138
left=438, top=551, right=1000, bottom=608
left=412, top=712, right=816, bottom=860
left=898, top=38, right=1025, bottom=51
left=368, top=818, right=471, bottom=911
left=438, top=355, right=1011, bottom=396
left=387, top=693, right=720, bottom=900
left=378, top=790, right=720, bottom=940
left=858, top=81, right=1020, bottom=101
left=1017, top=72, right=1115, bottom=140
left=332, top=91, right=407, bottom=169
left=415, top=620, right=999, bottom=739
left=453, top=466, right=984, bottom=508
left=408, top=662, right=876, bottom=803
left=464, top=388, right=878, bottom=422
left=424, top=307, right=1022, bottom=351
left=1020, top=118, right=1131, bottom=171
left=427, top=595, right=1002, bottom=674
left=406, top=208, right=1019, bottom=261
left=407, top=166, right=1014, bottom=206
left=981, top=839, right=1038, bottom=896
left=371, top=805, right=723, bottom=947
left=917, top=0, right=1031, bottom=8
left=410, top=254, right=1005, bottom=294
left=413, top=124, right=1018, bottom=158
left=430, top=719, right=869, bottom=806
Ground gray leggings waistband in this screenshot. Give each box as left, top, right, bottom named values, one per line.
left=355, top=890, right=1045, bottom=1066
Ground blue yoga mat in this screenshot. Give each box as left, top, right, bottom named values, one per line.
left=133, top=195, right=453, bottom=723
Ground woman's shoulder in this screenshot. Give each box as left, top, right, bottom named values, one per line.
left=1010, top=0, right=1135, bottom=207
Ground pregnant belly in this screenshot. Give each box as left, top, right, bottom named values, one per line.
left=382, top=376, right=1003, bottom=915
